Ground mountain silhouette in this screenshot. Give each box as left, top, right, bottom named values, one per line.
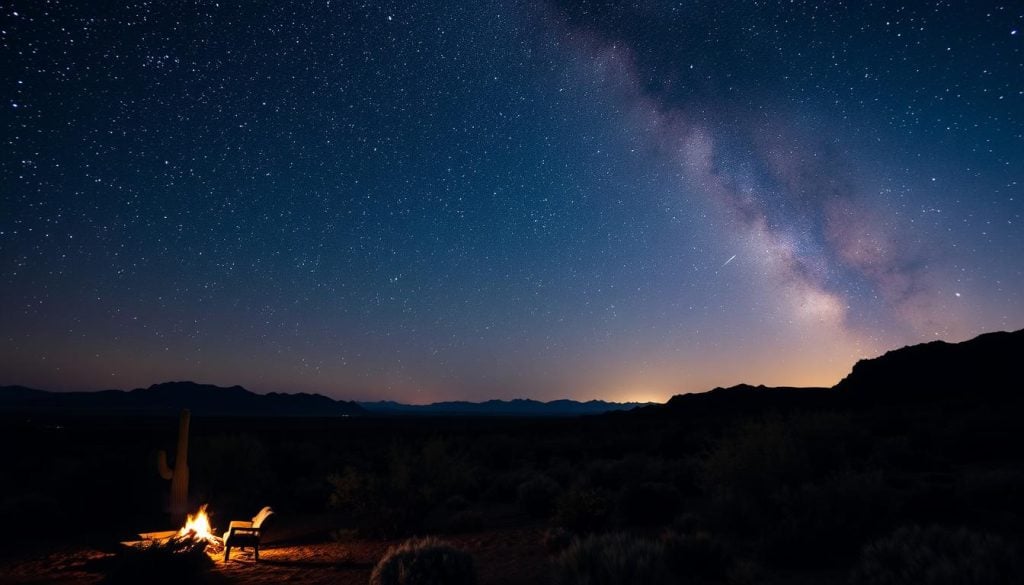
left=0, top=381, right=644, bottom=417
left=0, top=381, right=365, bottom=416
left=834, top=329, right=1022, bottom=400
left=2, top=329, right=1020, bottom=417
left=645, top=328, right=1023, bottom=416
left=359, top=398, right=652, bottom=416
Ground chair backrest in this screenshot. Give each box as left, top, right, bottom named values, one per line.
left=252, top=506, right=274, bottom=529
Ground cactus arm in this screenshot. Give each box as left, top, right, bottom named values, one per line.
left=158, top=450, right=174, bottom=480
left=158, top=409, right=192, bottom=519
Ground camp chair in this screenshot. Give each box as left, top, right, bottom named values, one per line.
left=223, top=506, right=273, bottom=562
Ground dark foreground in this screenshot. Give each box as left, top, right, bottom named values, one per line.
left=3, top=380, right=1024, bottom=585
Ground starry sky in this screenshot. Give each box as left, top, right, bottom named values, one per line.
left=2, top=1, right=1022, bottom=403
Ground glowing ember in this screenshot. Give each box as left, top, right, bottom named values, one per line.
left=178, top=504, right=219, bottom=545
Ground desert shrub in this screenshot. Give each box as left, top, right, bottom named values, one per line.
left=727, top=559, right=766, bottom=585
left=445, top=494, right=470, bottom=511
left=329, top=439, right=479, bottom=538
left=701, top=417, right=808, bottom=505
left=544, top=526, right=574, bottom=553
left=422, top=493, right=484, bottom=534
left=191, top=434, right=275, bottom=515
left=466, top=433, right=522, bottom=471
left=661, top=531, right=731, bottom=583
left=585, top=456, right=666, bottom=491
left=553, top=533, right=671, bottom=585
left=700, top=413, right=870, bottom=535
left=793, top=412, right=870, bottom=473
left=481, top=470, right=528, bottom=503
left=956, top=469, right=1024, bottom=532
left=517, top=474, right=561, bottom=516
left=615, top=482, right=681, bottom=527
left=703, top=413, right=868, bottom=498
left=764, top=471, right=896, bottom=568
left=103, top=537, right=214, bottom=585
left=370, top=536, right=476, bottom=585
left=329, top=467, right=417, bottom=538
left=444, top=509, right=484, bottom=533
left=290, top=474, right=331, bottom=513
left=0, top=493, right=62, bottom=542
left=546, top=457, right=579, bottom=486
left=416, top=438, right=481, bottom=502
left=555, top=487, right=612, bottom=533
left=850, top=525, right=1020, bottom=585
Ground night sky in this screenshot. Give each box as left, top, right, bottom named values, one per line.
left=2, top=2, right=1022, bottom=403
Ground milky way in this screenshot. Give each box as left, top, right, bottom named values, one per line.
left=1, top=2, right=1022, bottom=402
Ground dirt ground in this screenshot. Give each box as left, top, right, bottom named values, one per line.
left=0, top=526, right=550, bottom=585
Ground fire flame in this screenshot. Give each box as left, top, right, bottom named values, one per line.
left=178, top=504, right=218, bottom=543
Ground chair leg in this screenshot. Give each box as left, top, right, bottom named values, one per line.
left=254, top=545, right=259, bottom=562
left=224, top=545, right=231, bottom=563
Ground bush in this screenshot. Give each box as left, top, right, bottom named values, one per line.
left=441, top=509, right=484, bottom=534
left=616, top=482, right=681, bottom=527
left=851, top=525, right=1020, bottom=585
left=481, top=470, right=528, bottom=503
left=764, top=471, right=895, bottom=568
left=329, top=467, right=416, bottom=538
left=700, top=414, right=868, bottom=535
left=329, top=440, right=480, bottom=538
left=191, top=434, right=275, bottom=514
left=554, top=533, right=671, bottom=585
left=661, top=531, right=730, bottom=583
left=701, top=417, right=808, bottom=504
left=585, top=456, right=666, bottom=491
left=370, top=536, right=476, bottom=585
left=555, top=487, right=612, bottom=533
left=543, top=526, right=574, bottom=554
left=103, top=537, right=214, bottom=585
left=517, top=474, right=561, bottom=516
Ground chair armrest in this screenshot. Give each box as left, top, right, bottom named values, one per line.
left=229, top=520, right=253, bottom=529
left=226, top=526, right=261, bottom=537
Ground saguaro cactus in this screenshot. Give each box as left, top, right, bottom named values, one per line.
left=158, top=409, right=191, bottom=518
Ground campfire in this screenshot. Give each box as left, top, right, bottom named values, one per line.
left=178, top=505, right=220, bottom=545
left=174, top=505, right=223, bottom=554
left=126, top=504, right=223, bottom=554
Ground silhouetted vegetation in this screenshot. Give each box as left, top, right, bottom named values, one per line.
left=102, top=537, right=215, bottom=585
left=851, top=525, right=1021, bottom=585
left=370, top=536, right=476, bottom=585
left=3, top=330, right=1024, bottom=582
left=554, top=533, right=671, bottom=585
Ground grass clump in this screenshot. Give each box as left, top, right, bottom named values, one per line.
left=370, top=536, right=476, bottom=585
left=851, top=525, right=1020, bottom=585
left=516, top=474, right=560, bottom=516
left=554, top=533, right=670, bottom=585
left=555, top=487, right=611, bottom=533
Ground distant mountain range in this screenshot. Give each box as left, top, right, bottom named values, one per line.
left=0, top=381, right=649, bottom=417
left=0, top=381, right=366, bottom=417
left=2, top=328, right=1020, bottom=417
left=358, top=398, right=653, bottom=416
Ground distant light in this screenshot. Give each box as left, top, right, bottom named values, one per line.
left=955, top=292, right=961, bottom=297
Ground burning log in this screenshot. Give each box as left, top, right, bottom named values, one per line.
left=126, top=505, right=223, bottom=554
left=178, top=505, right=221, bottom=547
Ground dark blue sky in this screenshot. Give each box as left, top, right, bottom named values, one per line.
left=2, top=1, right=1022, bottom=402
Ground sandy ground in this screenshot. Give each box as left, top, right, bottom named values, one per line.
left=0, top=526, right=550, bottom=585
